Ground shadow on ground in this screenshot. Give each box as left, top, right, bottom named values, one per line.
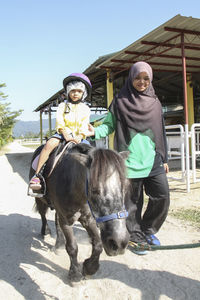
left=5, top=152, right=33, bottom=184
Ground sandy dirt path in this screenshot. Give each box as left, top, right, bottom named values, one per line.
left=0, top=141, right=200, bottom=300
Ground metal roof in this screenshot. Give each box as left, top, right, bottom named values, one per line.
left=97, top=14, right=200, bottom=74
left=34, top=14, right=200, bottom=113
left=34, top=89, right=64, bottom=112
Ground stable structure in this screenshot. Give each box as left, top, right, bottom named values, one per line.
left=86, top=15, right=200, bottom=124
left=34, top=14, right=200, bottom=191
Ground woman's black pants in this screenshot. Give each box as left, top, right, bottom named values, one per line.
left=125, top=172, right=170, bottom=243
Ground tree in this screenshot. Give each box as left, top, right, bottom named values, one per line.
left=0, top=83, right=23, bottom=147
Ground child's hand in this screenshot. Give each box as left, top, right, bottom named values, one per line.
left=62, top=131, right=78, bottom=144
left=87, top=124, right=95, bottom=136
left=74, top=135, right=83, bottom=144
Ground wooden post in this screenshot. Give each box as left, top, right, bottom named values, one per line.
left=48, top=108, right=52, bottom=136
left=187, top=74, right=194, bottom=130
left=181, top=33, right=188, bottom=125
left=181, top=33, right=190, bottom=192
left=106, top=70, right=114, bottom=149
left=40, top=111, right=43, bottom=145
left=186, top=74, right=194, bottom=162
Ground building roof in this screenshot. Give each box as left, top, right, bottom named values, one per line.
left=34, top=14, right=200, bottom=113
left=84, top=14, right=200, bottom=110
left=97, top=14, right=200, bottom=73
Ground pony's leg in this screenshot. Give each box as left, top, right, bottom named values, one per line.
left=80, top=214, right=103, bottom=276
left=58, top=215, right=82, bottom=282
left=54, top=212, right=66, bottom=250
left=35, top=198, right=51, bottom=236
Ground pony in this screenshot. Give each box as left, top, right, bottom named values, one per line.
left=29, top=143, right=130, bottom=282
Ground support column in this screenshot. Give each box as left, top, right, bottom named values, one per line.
left=187, top=74, right=194, bottom=129
left=106, top=70, right=114, bottom=149
left=48, top=108, right=52, bottom=136
left=181, top=33, right=190, bottom=192
left=40, top=111, right=43, bottom=145
left=181, top=35, right=188, bottom=125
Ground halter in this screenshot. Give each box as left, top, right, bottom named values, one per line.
left=85, top=173, right=128, bottom=224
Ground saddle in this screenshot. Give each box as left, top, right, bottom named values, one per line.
left=27, top=141, right=75, bottom=202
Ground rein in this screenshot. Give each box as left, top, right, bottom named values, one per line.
left=85, top=173, right=128, bottom=224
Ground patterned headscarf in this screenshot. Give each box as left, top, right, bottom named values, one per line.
left=66, top=80, right=88, bottom=101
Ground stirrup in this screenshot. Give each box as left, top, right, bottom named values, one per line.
left=27, top=174, right=46, bottom=198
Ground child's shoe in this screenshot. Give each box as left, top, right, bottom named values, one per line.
left=29, top=175, right=42, bottom=190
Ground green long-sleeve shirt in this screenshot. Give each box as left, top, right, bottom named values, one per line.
left=94, top=112, right=166, bottom=179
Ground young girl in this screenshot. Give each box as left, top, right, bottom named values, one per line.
left=88, top=62, right=170, bottom=250
left=30, top=73, right=92, bottom=190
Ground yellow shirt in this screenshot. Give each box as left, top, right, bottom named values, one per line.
left=56, top=102, right=90, bottom=139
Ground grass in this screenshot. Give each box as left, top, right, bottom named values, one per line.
left=144, top=194, right=200, bottom=229
left=170, top=208, right=200, bottom=229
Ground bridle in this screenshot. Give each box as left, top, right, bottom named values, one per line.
left=85, top=173, right=128, bottom=224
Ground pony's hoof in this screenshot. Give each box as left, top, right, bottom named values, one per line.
left=67, top=264, right=83, bottom=282
left=68, top=271, right=83, bottom=283
left=83, top=258, right=100, bottom=276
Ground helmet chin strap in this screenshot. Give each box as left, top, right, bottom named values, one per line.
left=68, top=96, right=83, bottom=104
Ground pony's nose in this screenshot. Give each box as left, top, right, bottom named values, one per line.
left=106, top=235, right=129, bottom=254
left=107, top=238, right=118, bottom=252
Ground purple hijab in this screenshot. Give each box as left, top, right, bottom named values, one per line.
left=110, top=61, right=166, bottom=160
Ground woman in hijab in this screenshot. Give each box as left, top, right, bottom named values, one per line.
left=88, top=61, right=170, bottom=253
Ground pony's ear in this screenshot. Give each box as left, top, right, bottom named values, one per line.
left=119, top=151, right=129, bottom=160
left=70, top=153, right=90, bottom=167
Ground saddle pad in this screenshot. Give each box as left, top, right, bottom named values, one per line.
left=32, top=155, right=39, bottom=171
left=48, top=142, right=75, bottom=176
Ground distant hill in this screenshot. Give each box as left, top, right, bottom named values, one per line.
left=13, top=119, right=56, bottom=137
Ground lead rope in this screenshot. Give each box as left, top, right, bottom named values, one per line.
left=128, top=240, right=200, bottom=251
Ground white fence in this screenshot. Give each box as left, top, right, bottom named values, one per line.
left=16, top=138, right=44, bottom=145
left=165, top=125, right=185, bottom=182
left=166, top=123, right=200, bottom=192
left=191, top=124, right=200, bottom=183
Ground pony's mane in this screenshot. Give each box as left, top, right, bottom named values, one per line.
left=90, top=148, right=126, bottom=189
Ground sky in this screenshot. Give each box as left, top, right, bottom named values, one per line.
left=1, top=0, right=200, bottom=121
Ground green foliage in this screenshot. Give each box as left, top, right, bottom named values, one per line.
left=0, top=83, right=23, bottom=148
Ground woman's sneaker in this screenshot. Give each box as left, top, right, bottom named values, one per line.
left=145, top=234, right=160, bottom=246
